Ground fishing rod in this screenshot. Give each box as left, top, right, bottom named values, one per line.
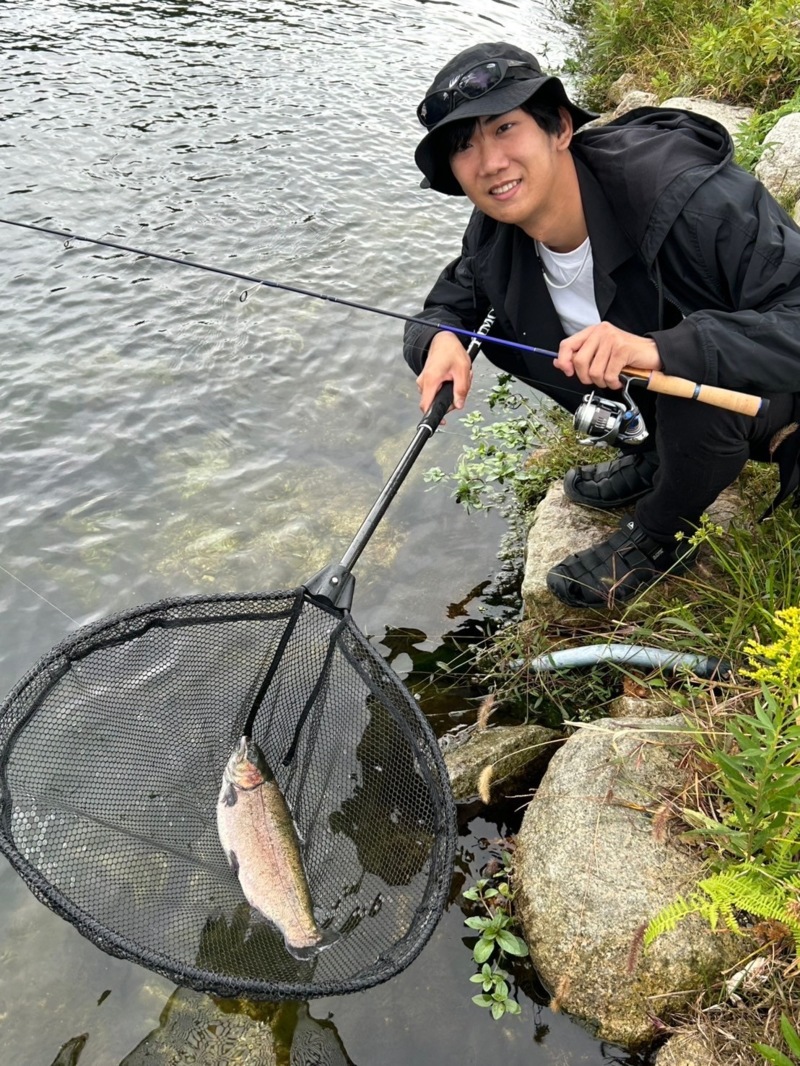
left=1, top=216, right=766, bottom=419
left=0, top=218, right=551, bottom=361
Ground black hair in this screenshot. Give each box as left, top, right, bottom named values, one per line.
left=442, top=97, right=566, bottom=157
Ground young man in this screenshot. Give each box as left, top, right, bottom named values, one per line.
left=404, top=41, right=800, bottom=608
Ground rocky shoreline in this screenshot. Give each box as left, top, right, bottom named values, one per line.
left=600, top=81, right=800, bottom=221
left=440, top=86, right=800, bottom=1061
left=444, top=483, right=750, bottom=1058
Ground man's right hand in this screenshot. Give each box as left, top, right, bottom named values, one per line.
left=416, top=331, right=473, bottom=415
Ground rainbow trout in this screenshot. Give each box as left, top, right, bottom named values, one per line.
left=216, top=736, right=322, bottom=955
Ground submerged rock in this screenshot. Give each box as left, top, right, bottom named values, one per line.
left=119, top=987, right=278, bottom=1065
left=47, top=1034, right=88, bottom=1066
left=514, top=715, right=744, bottom=1047
left=441, top=723, right=563, bottom=802
left=290, top=1003, right=352, bottom=1065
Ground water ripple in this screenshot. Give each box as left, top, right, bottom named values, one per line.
left=0, top=2, right=581, bottom=1058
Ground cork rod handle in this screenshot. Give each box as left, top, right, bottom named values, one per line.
left=622, top=368, right=766, bottom=417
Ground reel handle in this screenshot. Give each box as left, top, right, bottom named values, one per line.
left=623, top=368, right=767, bottom=417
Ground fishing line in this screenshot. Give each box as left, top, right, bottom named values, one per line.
left=0, top=562, right=78, bottom=623
left=0, top=217, right=561, bottom=362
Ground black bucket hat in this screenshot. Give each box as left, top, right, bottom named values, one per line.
left=414, top=42, right=597, bottom=196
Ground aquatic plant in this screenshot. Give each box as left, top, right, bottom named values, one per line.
left=463, top=848, right=529, bottom=1020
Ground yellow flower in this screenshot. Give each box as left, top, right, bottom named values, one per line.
left=742, top=607, right=800, bottom=691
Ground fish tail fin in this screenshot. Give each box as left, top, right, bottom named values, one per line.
left=318, top=926, right=342, bottom=951
left=286, top=926, right=341, bottom=962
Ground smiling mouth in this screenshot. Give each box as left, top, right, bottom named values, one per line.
left=490, top=179, right=521, bottom=196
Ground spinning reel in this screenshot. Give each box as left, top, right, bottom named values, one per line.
left=573, top=376, right=649, bottom=447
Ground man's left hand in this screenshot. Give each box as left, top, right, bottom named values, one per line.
left=553, top=323, right=662, bottom=390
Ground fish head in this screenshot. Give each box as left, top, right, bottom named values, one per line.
left=223, top=735, right=274, bottom=789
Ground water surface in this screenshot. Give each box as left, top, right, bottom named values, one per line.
left=0, top=3, right=640, bottom=1063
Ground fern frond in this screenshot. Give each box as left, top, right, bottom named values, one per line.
left=644, top=895, right=704, bottom=947
left=698, top=868, right=800, bottom=942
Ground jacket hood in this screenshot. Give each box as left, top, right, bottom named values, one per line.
left=571, top=107, right=733, bottom=263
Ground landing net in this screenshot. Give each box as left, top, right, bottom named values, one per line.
left=0, top=587, right=456, bottom=999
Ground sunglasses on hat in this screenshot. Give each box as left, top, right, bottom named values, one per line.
left=416, top=58, right=535, bottom=130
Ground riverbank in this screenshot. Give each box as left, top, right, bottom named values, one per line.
left=564, top=0, right=800, bottom=123
left=431, top=17, right=800, bottom=1060
left=443, top=398, right=800, bottom=1062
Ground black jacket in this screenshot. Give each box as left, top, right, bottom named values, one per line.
left=404, top=108, right=800, bottom=396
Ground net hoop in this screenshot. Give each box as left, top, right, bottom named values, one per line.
left=0, top=588, right=457, bottom=999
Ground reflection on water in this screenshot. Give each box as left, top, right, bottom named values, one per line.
left=328, top=697, right=435, bottom=886
left=0, top=0, right=641, bottom=1063
left=291, top=1002, right=354, bottom=1066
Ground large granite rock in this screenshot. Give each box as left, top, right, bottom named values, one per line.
left=612, top=90, right=659, bottom=118
left=514, top=715, right=744, bottom=1047
left=655, top=1028, right=718, bottom=1066
left=521, top=481, right=616, bottom=618
left=608, top=694, right=679, bottom=719
left=660, top=97, right=754, bottom=138
left=755, top=112, right=800, bottom=205
left=521, top=479, right=746, bottom=618
left=596, top=86, right=752, bottom=136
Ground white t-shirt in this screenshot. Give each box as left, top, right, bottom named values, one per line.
left=536, top=237, right=601, bottom=337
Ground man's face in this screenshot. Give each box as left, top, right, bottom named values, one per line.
left=449, top=108, right=572, bottom=237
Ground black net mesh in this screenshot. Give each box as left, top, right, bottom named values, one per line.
left=0, top=588, right=456, bottom=999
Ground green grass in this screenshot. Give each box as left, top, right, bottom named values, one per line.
left=561, top=0, right=800, bottom=118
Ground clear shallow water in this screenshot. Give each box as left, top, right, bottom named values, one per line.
left=0, top=3, right=643, bottom=1063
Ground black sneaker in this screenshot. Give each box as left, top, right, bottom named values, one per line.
left=563, top=451, right=659, bottom=511
left=546, top=518, right=697, bottom=608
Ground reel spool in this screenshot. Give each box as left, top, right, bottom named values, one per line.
left=573, top=378, right=649, bottom=447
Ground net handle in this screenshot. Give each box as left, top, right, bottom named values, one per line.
left=334, top=380, right=454, bottom=577
left=306, top=315, right=495, bottom=608
left=301, top=383, right=454, bottom=610
left=338, top=311, right=496, bottom=576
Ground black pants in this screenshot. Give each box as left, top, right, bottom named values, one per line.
left=485, top=348, right=796, bottom=541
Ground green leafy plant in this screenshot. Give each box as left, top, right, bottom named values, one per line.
left=755, top=1014, right=800, bottom=1066
left=645, top=608, right=800, bottom=951
left=619, top=502, right=800, bottom=680
left=644, top=861, right=800, bottom=948
left=682, top=687, right=800, bottom=862
left=689, top=0, right=800, bottom=110
left=469, top=962, right=520, bottom=1020
left=734, top=88, right=800, bottom=172
left=563, top=0, right=799, bottom=117
left=463, top=849, right=529, bottom=1020
left=424, top=375, right=595, bottom=514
